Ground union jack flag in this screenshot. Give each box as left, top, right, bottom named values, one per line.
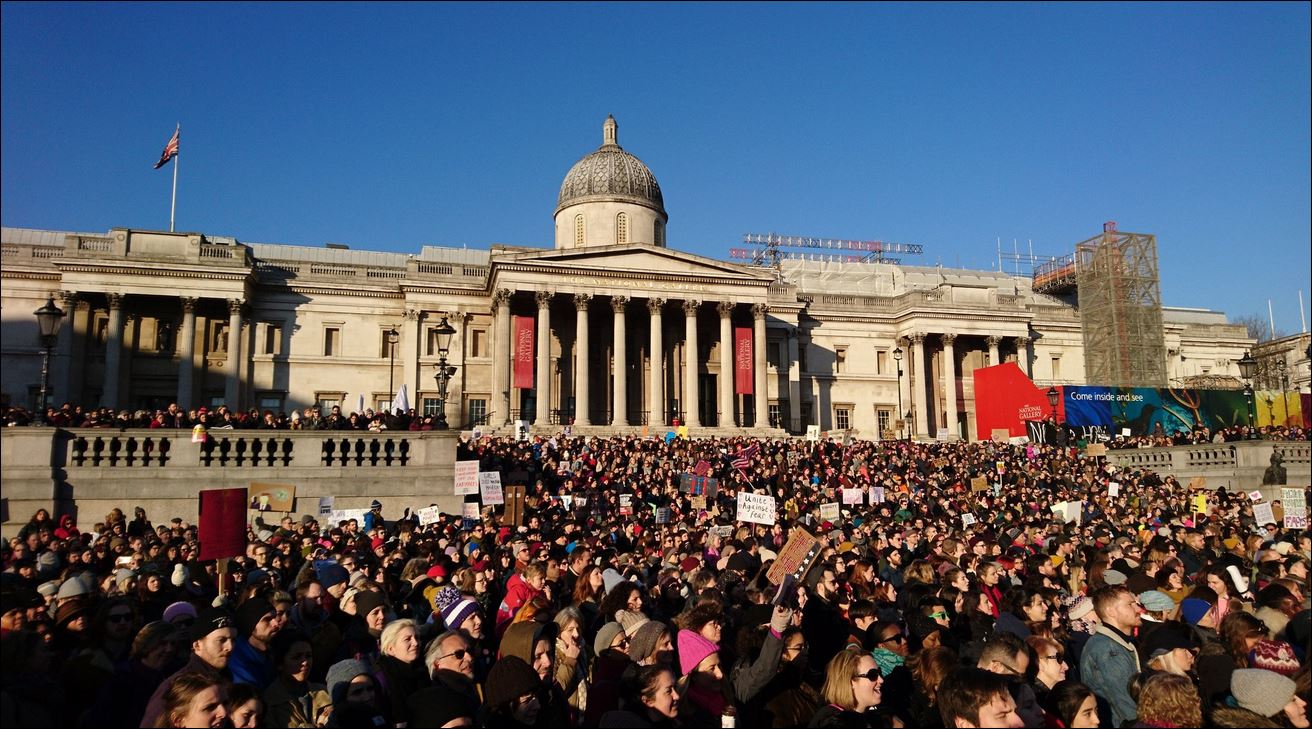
left=154, top=125, right=179, bottom=169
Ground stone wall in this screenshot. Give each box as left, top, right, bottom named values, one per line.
left=1107, top=440, right=1310, bottom=501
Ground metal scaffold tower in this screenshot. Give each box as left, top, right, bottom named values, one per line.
left=1075, top=221, right=1167, bottom=387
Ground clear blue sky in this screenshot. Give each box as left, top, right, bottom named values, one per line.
left=3, top=2, right=1309, bottom=326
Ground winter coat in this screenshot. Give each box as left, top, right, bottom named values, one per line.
left=1079, top=625, right=1139, bottom=728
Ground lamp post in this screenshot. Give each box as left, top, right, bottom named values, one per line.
left=893, top=346, right=905, bottom=441
left=1047, top=386, right=1063, bottom=448
left=1276, top=359, right=1289, bottom=428
left=33, top=297, right=66, bottom=426
left=1238, top=350, right=1257, bottom=439
left=385, top=328, right=399, bottom=410
left=432, top=316, right=457, bottom=430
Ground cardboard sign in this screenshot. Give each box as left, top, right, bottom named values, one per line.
left=737, top=492, right=778, bottom=525
left=1108, top=482, right=1120, bottom=497
left=199, top=487, right=248, bottom=561
left=503, top=485, right=527, bottom=526
left=819, top=502, right=840, bottom=521
left=690, top=495, right=707, bottom=510
left=842, top=488, right=864, bottom=505
left=454, top=461, right=480, bottom=495
left=248, top=482, right=295, bottom=513
left=870, top=487, right=886, bottom=504
left=1248, top=490, right=1264, bottom=502
left=787, top=451, right=799, bottom=467
left=1086, top=443, right=1107, bottom=458
left=970, top=476, right=989, bottom=493
left=1187, top=476, right=1207, bottom=490
left=479, top=471, right=504, bottom=505
left=991, top=428, right=1010, bottom=442
left=677, top=425, right=689, bottom=439
left=765, top=527, right=819, bottom=584
left=1051, top=501, right=1081, bottom=524
left=462, top=502, right=480, bottom=520
left=806, top=425, right=820, bottom=441
left=416, top=505, right=442, bottom=525
left=1253, top=502, right=1276, bottom=526
left=961, top=513, right=977, bottom=527
left=318, top=496, right=335, bottom=517
left=710, top=525, right=735, bottom=539
left=619, top=494, right=634, bottom=516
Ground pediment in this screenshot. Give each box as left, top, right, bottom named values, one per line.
left=493, top=244, right=773, bottom=281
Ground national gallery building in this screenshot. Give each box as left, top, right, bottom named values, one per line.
left=1, top=117, right=1253, bottom=439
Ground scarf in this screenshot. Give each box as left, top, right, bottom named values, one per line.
left=871, top=647, right=905, bottom=676
left=685, top=682, right=726, bottom=717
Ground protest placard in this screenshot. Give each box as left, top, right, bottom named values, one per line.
left=961, top=513, right=977, bottom=527
left=679, top=473, right=719, bottom=497
left=690, top=495, right=707, bottom=510
left=619, top=494, right=633, bottom=516
left=1253, top=501, right=1276, bottom=527
left=1248, top=490, right=1264, bottom=502
left=842, top=488, right=864, bottom=505
left=655, top=507, right=672, bottom=524
left=819, top=502, right=840, bottom=522
left=462, top=502, right=480, bottom=520
left=504, top=485, right=527, bottom=526
left=766, top=528, right=819, bottom=585
left=1282, top=488, right=1307, bottom=529
left=991, top=429, right=1010, bottom=442
left=248, top=482, right=295, bottom=512
left=1187, top=476, right=1207, bottom=490
left=870, top=487, right=885, bottom=505
left=806, top=425, right=820, bottom=441
left=454, top=461, right=480, bottom=495
left=199, top=488, right=247, bottom=561
left=1121, top=428, right=1131, bottom=437
left=1108, top=482, right=1120, bottom=498
left=479, top=471, right=504, bottom=505
left=738, top=492, right=778, bottom=525
left=328, top=508, right=369, bottom=526
left=787, top=451, right=799, bottom=467
left=1192, top=493, right=1208, bottom=515
left=318, top=496, right=335, bottom=517
left=710, top=525, right=735, bottom=539
left=1086, top=443, right=1107, bottom=457
left=416, top=506, right=442, bottom=525
left=970, top=476, right=989, bottom=492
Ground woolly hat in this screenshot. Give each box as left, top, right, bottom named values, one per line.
left=171, top=563, right=189, bottom=587
left=315, top=562, right=350, bottom=591
left=615, top=609, right=649, bottom=637
left=627, top=620, right=668, bottom=662
left=163, top=601, right=197, bottom=624
left=36, top=551, right=60, bottom=573
left=1103, top=569, right=1127, bottom=586
left=1231, top=668, right=1297, bottom=718
left=36, top=581, right=59, bottom=598
left=1141, top=622, right=1198, bottom=661
left=370, top=500, right=383, bottom=511
left=1179, top=598, right=1212, bottom=626
left=1064, top=595, right=1094, bottom=621
left=235, top=597, right=275, bottom=636
left=190, top=606, right=235, bottom=643
left=435, top=587, right=479, bottom=632
left=1248, top=640, right=1300, bottom=677
left=594, top=622, right=624, bottom=656
left=56, top=574, right=90, bottom=601
left=325, top=658, right=373, bottom=705
left=55, top=600, right=89, bottom=628
left=677, top=629, right=718, bottom=676
left=1137, top=590, right=1176, bottom=613
left=485, top=656, right=542, bottom=708
left=601, top=568, right=624, bottom=595
left=352, top=590, right=386, bottom=619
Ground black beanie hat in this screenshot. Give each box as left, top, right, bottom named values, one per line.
left=235, top=597, right=275, bottom=636
left=485, top=656, right=541, bottom=709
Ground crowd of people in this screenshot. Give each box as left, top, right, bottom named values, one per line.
left=2, top=428, right=1309, bottom=728
left=2, top=403, right=448, bottom=432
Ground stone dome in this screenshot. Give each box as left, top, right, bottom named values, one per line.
left=556, top=116, right=665, bottom=218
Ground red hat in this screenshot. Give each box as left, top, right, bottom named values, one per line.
left=680, top=556, right=701, bottom=573
left=426, top=564, right=448, bottom=580
left=370, top=537, right=384, bottom=551
left=821, top=521, right=834, bottom=531
left=471, top=560, right=489, bottom=572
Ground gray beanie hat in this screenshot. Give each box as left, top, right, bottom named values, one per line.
left=56, top=575, right=91, bottom=600
left=594, top=621, right=624, bottom=656
left=326, top=658, right=373, bottom=705
left=1231, top=668, right=1297, bottom=718
left=627, top=620, right=668, bottom=663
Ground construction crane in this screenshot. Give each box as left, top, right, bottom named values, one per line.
left=729, top=233, right=924, bottom=273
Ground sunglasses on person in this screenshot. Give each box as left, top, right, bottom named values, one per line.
left=928, top=611, right=949, bottom=620
left=854, top=668, right=883, bottom=682
left=879, top=633, right=906, bottom=645
left=439, top=648, right=470, bottom=661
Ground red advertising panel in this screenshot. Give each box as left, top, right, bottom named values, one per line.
left=198, top=487, right=248, bottom=561
left=973, top=362, right=1064, bottom=440
left=734, top=327, right=753, bottom=394
left=513, top=315, right=535, bottom=389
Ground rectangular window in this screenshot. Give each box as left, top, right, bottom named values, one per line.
left=315, top=393, right=343, bottom=411
left=263, top=323, right=282, bottom=355
left=798, top=343, right=808, bottom=373
left=324, top=327, right=340, bottom=357
left=768, top=402, right=782, bottom=428
left=139, top=318, right=159, bottom=353
left=470, top=329, right=486, bottom=358
left=468, top=398, right=488, bottom=425
left=380, top=329, right=399, bottom=358
left=877, top=408, right=891, bottom=436
left=422, top=397, right=440, bottom=416
left=257, top=394, right=284, bottom=410
left=877, top=350, right=888, bottom=375
left=835, top=407, right=851, bottom=430
left=801, top=401, right=813, bottom=425
left=768, top=340, right=782, bottom=369
left=835, top=346, right=848, bottom=374
left=1051, top=355, right=1061, bottom=380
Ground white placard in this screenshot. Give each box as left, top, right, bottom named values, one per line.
left=1051, top=501, right=1081, bottom=524
left=328, top=508, right=369, bottom=525
left=1120, top=428, right=1131, bottom=437
left=561, top=494, right=574, bottom=510
left=806, top=425, right=820, bottom=442
left=479, top=471, right=504, bottom=505
left=454, top=461, right=480, bottom=496
left=961, top=513, right=977, bottom=527
left=819, top=502, right=840, bottom=521
left=1253, top=502, right=1275, bottom=526
left=1108, top=482, right=1120, bottom=498
left=737, top=492, right=778, bottom=525
left=318, top=496, right=335, bottom=517
left=1282, top=488, right=1307, bottom=529
left=462, top=502, right=480, bottom=520
left=1248, top=490, right=1264, bottom=502
left=842, top=488, right=864, bottom=505
left=870, top=487, right=886, bottom=505
left=416, top=505, right=442, bottom=525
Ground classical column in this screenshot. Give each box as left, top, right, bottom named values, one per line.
left=787, top=329, right=802, bottom=432
left=986, top=335, right=1001, bottom=367
left=1015, top=336, right=1032, bottom=377
left=535, top=291, right=552, bottom=425
left=56, top=291, right=79, bottom=406
left=492, top=289, right=512, bottom=426
left=717, top=301, right=734, bottom=428
left=942, top=333, right=959, bottom=439
left=647, top=298, right=665, bottom=427
left=66, top=293, right=90, bottom=404
left=102, top=293, right=125, bottom=408
left=573, top=294, right=592, bottom=426
left=403, top=308, right=423, bottom=401
left=752, top=304, right=768, bottom=427
left=177, top=297, right=198, bottom=408
left=224, top=299, right=244, bottom=408
left=911, top=332, right=930, bottom=437
left=611, top=296, right=629, bottom=426
left=683, top=300, right=701, bottom=428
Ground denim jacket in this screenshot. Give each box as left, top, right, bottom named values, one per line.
left=1079, top=625, right=1140, bottom=727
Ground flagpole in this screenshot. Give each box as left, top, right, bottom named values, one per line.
left=169, top=125, right=179, bottom=232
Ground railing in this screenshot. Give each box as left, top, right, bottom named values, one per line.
left=61, top=429, right=437, bottom=469
left=70, top=434, right=172, bottom=467
left=198, top=244, right=237, bottom=260
left=76, top=236, right=114, bottom=252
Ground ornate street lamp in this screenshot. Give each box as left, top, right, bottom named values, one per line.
left=432, top=316, right=457, bottom=430
left=1047, top=386, right=1063, bottom=448
left=1238, top=350, right=1257, bottom=438
left=33, top=297, right=66, bottom=426
left=385, top=328, right=399, bottom=411
left=893, top=346, right=905, bottom=441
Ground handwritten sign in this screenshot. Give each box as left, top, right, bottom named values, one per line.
left=655, top=507, right=672, bottom=524
left=870, top=487, right=885, bottom=505
left=971, top=476, right=989, bottom=493
left=690, top=495, right=707, bottom=510
left=1248, top=490, right=1264, bottom=502
left=416, top=506, right=442, bottom=526
left=737, top=492, right=778, bottom=525
left=1253, top=502, right=1276, bottom=526
left=819, top=502, right=840, bottom=522
left=806, top=425, right=820, bottom=441
left=619, top=494, right=633, bottom=516
left=454, top=461, right=480, bottom=496
left=328, top=508, right=369, bottom=526
left=462, top=502, right=480, bottom=520
left=318, top=496, right=335, bottom=517
left=1121, top=428, right=1131, bottom=437
left=1086, top=443, right=1107, bottom=458
left=479, top=471, right=504, bottom=505
left=766, top=528, right=819, bottom=585
left=961, top=513, right=977, bottom=527
left=842, top=488, right=864, bottom=505
left=1282, top=488, right=1306, bottom=529
left=1108, top=482, right=1120, bottom=498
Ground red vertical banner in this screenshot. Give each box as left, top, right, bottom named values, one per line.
left=734, top=327, right=753, bottom=394
left=513, top=315, right=535, bottom=389
left=198, top=487, right=248, bottom=561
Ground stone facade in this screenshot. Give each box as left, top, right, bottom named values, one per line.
left=0, top=118, right=1257, bottom=439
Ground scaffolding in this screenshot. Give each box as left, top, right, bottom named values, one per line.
left=1075, top=222, right=1167, bottom=387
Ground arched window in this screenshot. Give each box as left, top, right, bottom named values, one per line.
left=654, top=219, right=665, bottom=247
left=574, top=215, right=585, bottom=247
left=616, top=213, right=628, bottom=244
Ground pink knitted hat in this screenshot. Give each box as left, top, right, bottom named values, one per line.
left=677, top=629, right=718, bottom=676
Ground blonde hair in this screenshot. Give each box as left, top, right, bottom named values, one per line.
left=821, top=650, right=869, bottom=711
left=1136, top=673, right=1202, bottom=727
left=1146, top=650, right=1190, bottom=677
left=379, top=619, right=418, bottom=658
